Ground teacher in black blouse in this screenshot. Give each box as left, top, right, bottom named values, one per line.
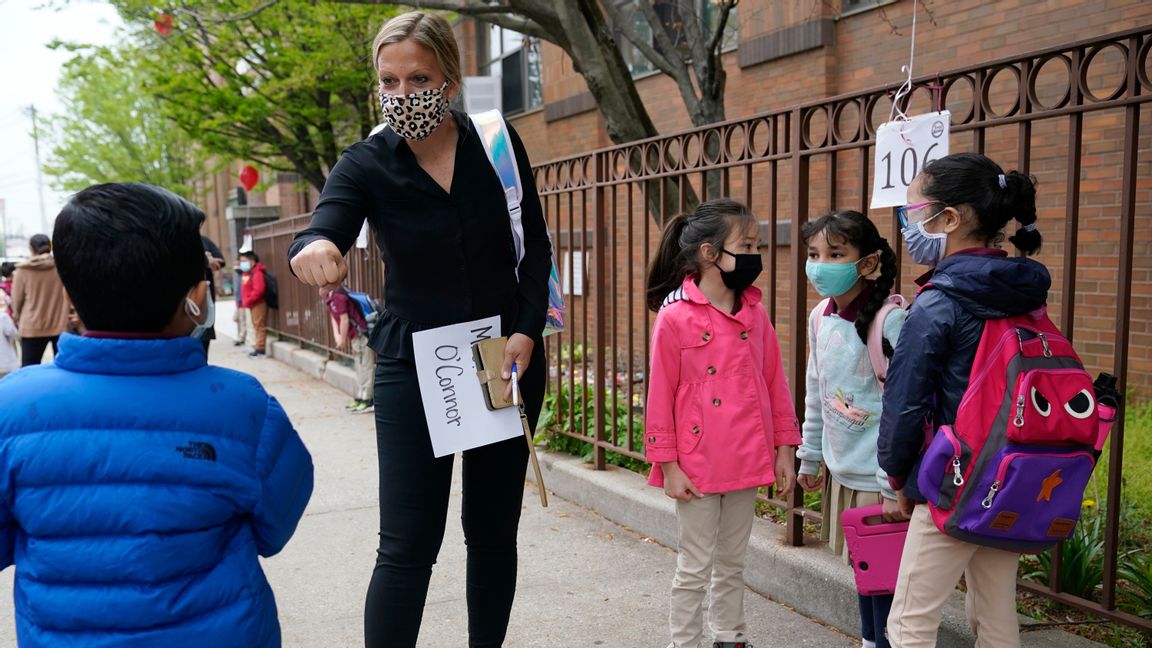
left=287, top=12, right=550, bottom=648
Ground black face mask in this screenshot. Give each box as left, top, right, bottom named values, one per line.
left=717, top=248, right=763, bottom=291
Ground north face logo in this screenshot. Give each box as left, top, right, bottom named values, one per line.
left=177, top=441, right=217, bottom=462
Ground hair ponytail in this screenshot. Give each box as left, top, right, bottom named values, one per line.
left=646, top=213, right=693, bottom=312
left=645, top=198, right=758, bottom=312
left=1001, top=170, right=1042, bottom=255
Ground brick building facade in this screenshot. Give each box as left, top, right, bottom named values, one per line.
left=448, top=0, right=1152, bottom=394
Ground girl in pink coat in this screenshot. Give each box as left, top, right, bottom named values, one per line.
left=645, top=198, right=801, bottom=648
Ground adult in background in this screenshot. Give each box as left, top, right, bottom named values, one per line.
left=288, top=11, right=551, bottom=647
left=199, top=232, right=226, bottom=355
left=12, top=234, right=70, bottom=366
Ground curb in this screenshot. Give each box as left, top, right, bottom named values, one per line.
left=527, top=450, right=1106, bottom=648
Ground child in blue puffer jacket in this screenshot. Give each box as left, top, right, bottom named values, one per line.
left=0, top=182, right=314, bottom=647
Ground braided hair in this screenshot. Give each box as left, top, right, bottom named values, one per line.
left=801, top=210, right=898, bottom=349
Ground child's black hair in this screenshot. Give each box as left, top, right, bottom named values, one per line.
left=53, top=183, right=208, bottom=333
left=802, top=210, right=898, bottom=349
left=241, top=250, right=261, bottom=264
left=918, top=152, right=1042, bottom=255
left=0, top=262, right=14, bottom=279
left=645, top=198, right=758, bottom=312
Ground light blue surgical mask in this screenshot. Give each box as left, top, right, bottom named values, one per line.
left=187, top=292, right=215, bottom=342
left=805, top=256, right=869, bottom=298
left=239, top=261, right=252, bottom=273
left=901, top=210, right=948, bottom=267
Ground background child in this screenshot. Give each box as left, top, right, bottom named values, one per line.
left=240, top=250, right=269, bottom=358
left=0, top=182, right=314, bottom=646
left=878, top=152, right=1046, bottom=647
left=323, top=283, right=375, bottom=413
left=797, top=210, right=905, bottom=648
left=644, top=198, right=800, bottom=648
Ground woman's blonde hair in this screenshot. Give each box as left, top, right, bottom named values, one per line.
left=372, top=12, right=461, bottom=88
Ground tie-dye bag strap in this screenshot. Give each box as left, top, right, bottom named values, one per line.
left=470, top=110, right=565, bottom=336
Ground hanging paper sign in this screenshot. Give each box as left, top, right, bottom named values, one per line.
left=412, top=316, right=521, bottom=457
left=239, top=233, right=254, bottom=254
left=870, top=111, right=951, bottom=209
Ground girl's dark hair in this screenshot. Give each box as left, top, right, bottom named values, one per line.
left=241, top=250, right=261, bottom=263
left=802, top=210, right=898, bottom=349
left=919, top=152, right=1042, bottom=255
left=646, top=198, right=757, bottom=312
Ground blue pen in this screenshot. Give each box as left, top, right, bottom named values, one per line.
left=510, top=362, right=519, bottom=407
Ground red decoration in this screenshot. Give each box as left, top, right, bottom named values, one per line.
left=239, top=165, right=259, bottom=191
left=154, top=14, right=174, bottom=38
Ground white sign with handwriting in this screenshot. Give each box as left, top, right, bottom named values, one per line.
left=412, top=316, right=520, bottom=457
left=870, top=111, right=951, bottom=209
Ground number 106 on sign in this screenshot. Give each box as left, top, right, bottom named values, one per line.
left=870, top=111, right=951, bottom=209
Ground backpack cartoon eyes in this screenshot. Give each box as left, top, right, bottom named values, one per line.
left=1029, top=383, right=1095, bottom=419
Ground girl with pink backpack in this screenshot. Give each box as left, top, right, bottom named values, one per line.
left=798, top=210, right=906, bottom=648
left=878, top=152, right=1049, bottom=647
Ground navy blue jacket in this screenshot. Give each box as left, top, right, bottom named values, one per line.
left=0, top=334, right=314, bottom=647
left=877, top=250, right=1051, bottom=500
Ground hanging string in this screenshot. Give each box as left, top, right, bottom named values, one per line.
left=889, top=0, right=919, bottom=124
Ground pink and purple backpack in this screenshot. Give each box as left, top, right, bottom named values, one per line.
left=916, top=303, right=1115, bottom=553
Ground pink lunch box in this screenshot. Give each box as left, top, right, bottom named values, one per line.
left=840, top=504, right=909, bottom=596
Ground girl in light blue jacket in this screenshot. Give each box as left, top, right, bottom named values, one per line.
left=797, top=210, right=905, bottom=648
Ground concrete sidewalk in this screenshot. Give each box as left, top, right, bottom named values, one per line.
left=0, top=327, right=856, bottom=647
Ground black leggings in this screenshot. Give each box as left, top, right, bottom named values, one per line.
left=20, top=336, right=59, bottom=367
left=364, top=344, right=545, bottom=648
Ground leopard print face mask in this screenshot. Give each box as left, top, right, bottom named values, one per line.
left=378, top=82, right=450, bottom=141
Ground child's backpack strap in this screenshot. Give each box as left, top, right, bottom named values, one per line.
left=868, top=294, right=907, bottom=386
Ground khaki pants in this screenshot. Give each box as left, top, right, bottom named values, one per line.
left=669, top=487, right=758, bottom=648
left=249, top=301, right=268, bottom=353
left=887, top=505, right=1021, bottom=648
left=234, top=303, right=248, bottom=343
left=352, top=335, right=375, bottom=401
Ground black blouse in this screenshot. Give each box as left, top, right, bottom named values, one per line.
left=288, top=110, right=551, bottom=360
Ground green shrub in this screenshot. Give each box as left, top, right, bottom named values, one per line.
left=538, top=380, right=647, bottom=472
left=1022, top=505, right=1107, bottom=601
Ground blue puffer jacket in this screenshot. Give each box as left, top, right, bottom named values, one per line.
left=878, top=250, right=1051, bottom=501
left=0, top=334, right=314, bottom=647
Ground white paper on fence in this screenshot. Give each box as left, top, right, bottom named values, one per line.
left=239, top=233, right=254, bottom=254
left=412, top=316, right=521, bottom=457
left=356, top=220, right=369, bottom=249
left=870, top=110, right=951, bottom=209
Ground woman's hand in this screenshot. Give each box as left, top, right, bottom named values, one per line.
left=501, top=333, right=535, bottom=402
left=882, top=496, right=910, bottom=522
left=774, top=445, right=797, bottom=496
left=290, top=239, right=347, bottom=290
left=661, top=461, right=702, bottom=501
left=797, top=470, right=824, bottom=492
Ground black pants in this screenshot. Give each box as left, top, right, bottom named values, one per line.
left=364, top=343, right=545, bottom=648
left=860, top=593, right=894, bottom=647
left=20, top=336, right=59, bottom=367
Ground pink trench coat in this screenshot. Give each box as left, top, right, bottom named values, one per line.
left=645, top=277, right=801, bottom=494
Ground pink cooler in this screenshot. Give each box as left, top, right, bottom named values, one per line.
left=840, top=504, right=909, bottom=596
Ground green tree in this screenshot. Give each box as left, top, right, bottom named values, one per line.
left=42, top=44, right=204, bottom=197
left=107, top=0, right=398, bottom=191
